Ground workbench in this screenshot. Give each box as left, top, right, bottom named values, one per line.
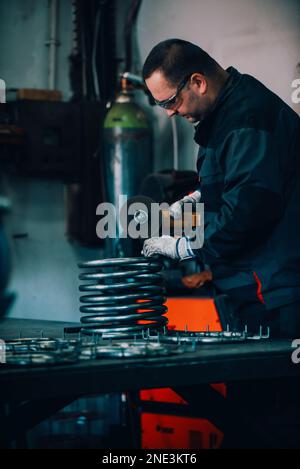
left=1, top=318, right=300, bottom=448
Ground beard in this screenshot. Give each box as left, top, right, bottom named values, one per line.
left=177, top=92, right=212, bottom=123
left=184, top=115, right=202, bottom=123
left=179, top=99, right=210, bottom=124
left=179, top=112, right=205, bottom=124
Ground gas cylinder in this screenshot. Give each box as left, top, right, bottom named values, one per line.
left=103, top=89, right=152, bottom=256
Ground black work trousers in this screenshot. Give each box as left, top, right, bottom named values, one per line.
left=174, top=296, right=300, bottom=447
left=236, top=300, right=300, bottom=338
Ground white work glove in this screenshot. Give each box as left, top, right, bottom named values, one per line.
left=142, top=235, right=195, bottom=260
left=169, top=190, right=201, bottom=219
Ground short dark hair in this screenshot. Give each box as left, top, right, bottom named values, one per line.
left=142, top=38, right=219, bottom=86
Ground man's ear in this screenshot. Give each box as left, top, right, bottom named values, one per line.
left=190, top=73, right=207, bottom=95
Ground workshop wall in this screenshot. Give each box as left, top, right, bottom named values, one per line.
left=0, top=1, right=98, bottom=322
left=5, top=176, right=101, bottom=322
left=0, top=0, right=73, bottom=100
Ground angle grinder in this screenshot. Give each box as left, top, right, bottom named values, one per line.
left=120, top=195, right=201, bottom=239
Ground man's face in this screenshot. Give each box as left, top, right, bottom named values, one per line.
left=145, top=70, right=212, bottom=123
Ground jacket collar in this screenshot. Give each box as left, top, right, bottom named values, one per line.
left=194, top=67, right=242, bottom=146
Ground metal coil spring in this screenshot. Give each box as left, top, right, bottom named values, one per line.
left=78, top=257, right=168, bottom=337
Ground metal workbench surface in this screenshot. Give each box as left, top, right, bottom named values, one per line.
left=0, top=318, right=299, bottom=401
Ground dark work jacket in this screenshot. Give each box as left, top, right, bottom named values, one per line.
left=193, top=67, right=300, bottom=312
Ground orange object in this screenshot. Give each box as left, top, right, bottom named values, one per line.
left=166, top=297, right=221, bottom=332
left=141, top=384, right=226, bottom=403
left=17, top=88, right=62, bottom=101
left=140, top=297, right=225, bottom=449
left=141, top=413, right=223, bottom=449
left=141, top=388, right=188, bottom=405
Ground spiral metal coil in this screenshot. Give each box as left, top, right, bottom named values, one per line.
left=78, top=257, right=168, bottom=337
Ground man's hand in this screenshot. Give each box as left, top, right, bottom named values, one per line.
left=142, top=235, right=195, bottom=260
left=182, top=270, right=212, bottom=288
left=169, top=190, right=201, bottom=219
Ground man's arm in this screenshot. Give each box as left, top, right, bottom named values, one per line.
left=169, top=189, right=201, bottom=219
left=193, top=128, right=285, bottom=265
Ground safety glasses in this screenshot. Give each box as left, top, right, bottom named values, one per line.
left=153, top=75, right=190, bottom=109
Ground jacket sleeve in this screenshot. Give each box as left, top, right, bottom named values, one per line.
left=193, top=128, right=285, bottom=265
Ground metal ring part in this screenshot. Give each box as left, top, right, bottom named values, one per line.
left=4, top=338, right=81, bottom=366
left=5, top=353, right=58, bottom=366
left=5, top=352, right=79, bottom=366
left=79, top=341, right=183, bottom=359
left=133, top=209, right=148, bottom=225
left=78, top=257, right=168, bottom=337
left=146, top=329, right=248, bottom=345
left=144, top=328, right=270, bottom=345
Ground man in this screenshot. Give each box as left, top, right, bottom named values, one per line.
left=142, top=38, right=300, bottom=337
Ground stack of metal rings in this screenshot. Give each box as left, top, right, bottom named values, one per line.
left=78, top=257, right=168, bottom=337
left=4, top=338, right=80, bottom=366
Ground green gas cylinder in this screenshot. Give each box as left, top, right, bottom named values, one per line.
left=103, top=91, right=152, bottom=255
